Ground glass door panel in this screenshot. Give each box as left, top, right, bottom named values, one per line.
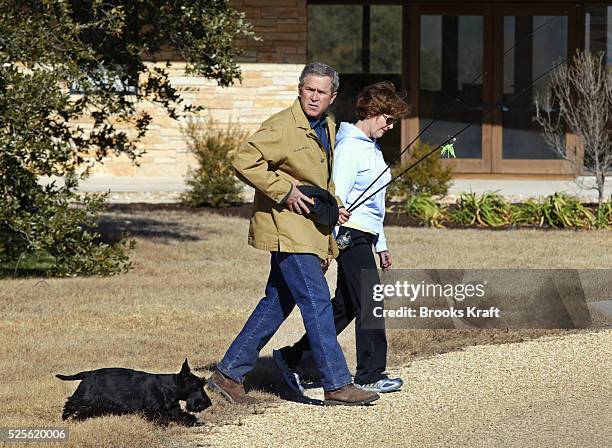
left=419, top=14, right=484, bottom=159
left=585, top=4, right=612, bottom=67
left=502, top=15, right=567, bottom=160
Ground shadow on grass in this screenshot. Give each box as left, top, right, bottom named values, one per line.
left=95, top=216, right=202, bottom=244
left=0, top=214, right=202, bottom=278
left=195, top=358, right=323, bottom=406
left=0, top=249, right=55, bottom=279
left=0, top=267, right=53, bottom=279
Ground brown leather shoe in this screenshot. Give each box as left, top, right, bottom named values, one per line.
left=323, top=384, right=379, bottom=406
left=207, top=370, right=257, bottom=405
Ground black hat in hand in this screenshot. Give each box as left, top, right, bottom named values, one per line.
left=297, top=185, right=339, bottom=227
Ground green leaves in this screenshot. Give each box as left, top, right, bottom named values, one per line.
left=512, top=193, right=597, bottom=229
left=595, top=198, right=612, bottom=228
left=440, top=143, right=456, bottom=158
left=402, top=194, right=445, bottom=228
left=1, top=1, right=253, bottom=276
left=450, top=192, right=511, bottom=228
left=539, top=193, right=595, bottom=229
left=0, top=173, right=134, bottom=276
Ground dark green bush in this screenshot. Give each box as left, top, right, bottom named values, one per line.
left=0, top=174, right=133, bottom=277
left=388, top=142, right=454, bottom=198
left=182, top=119, right=246, bottom=208
left=0, top=1, right=254, bottom=277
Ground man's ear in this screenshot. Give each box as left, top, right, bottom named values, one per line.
left=330, top=91, right=338, bottom=105
left=180, top=358, right=190, bottom=376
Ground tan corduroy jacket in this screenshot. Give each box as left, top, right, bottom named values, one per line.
left=231, top=98, right=341, bottom=259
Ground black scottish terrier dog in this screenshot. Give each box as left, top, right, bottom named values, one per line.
left=57, top=359, right=211, bottom=426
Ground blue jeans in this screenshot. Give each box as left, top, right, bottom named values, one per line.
left=217, top=252, right=352, bottom=391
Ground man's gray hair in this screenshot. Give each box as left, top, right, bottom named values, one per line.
left=299, top=62, right=340, bottom=92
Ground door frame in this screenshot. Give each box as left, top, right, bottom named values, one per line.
left=404, top=2, right=581, bottom=175
left=404, top=4, right=494, bottom=173
left=491, top=4, right=578, bottom=174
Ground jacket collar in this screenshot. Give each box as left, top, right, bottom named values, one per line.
left=291, top=98, right=312, bottom=129
left=291, top=98, right=334, bottom=131
left=290, top=98, right=336, bottom=150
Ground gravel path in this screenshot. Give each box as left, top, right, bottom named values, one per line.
left=194, top=331, right=611, bottom=448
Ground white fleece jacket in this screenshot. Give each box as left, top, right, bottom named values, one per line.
left=333, top=122, right=392, bottom=252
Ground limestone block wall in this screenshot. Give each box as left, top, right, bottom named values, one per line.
left=90, top=62, right=303, bottom=177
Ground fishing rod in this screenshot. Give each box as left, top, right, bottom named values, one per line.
left=346, top=15, right=562, bottom=213
left=347, top=55, right=569, bottom=213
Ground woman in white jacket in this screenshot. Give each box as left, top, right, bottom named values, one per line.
left=274, top=82, right=409, bottom=394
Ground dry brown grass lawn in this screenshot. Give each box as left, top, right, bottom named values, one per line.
left=0, top=208, right=610, bottom=447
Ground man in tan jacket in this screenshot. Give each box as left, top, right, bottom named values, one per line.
left=208, top=63, right=379, bottom=406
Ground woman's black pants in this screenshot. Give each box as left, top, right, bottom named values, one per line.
left=280, top=227, right=388, bottom=385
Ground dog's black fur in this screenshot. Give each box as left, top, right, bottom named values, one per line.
left=57, top=359, right=211, bottom=426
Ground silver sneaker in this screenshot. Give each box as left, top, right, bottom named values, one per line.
left=356, top=377, right=403, bottom=393
left=272, top=350, right=305, bottom=396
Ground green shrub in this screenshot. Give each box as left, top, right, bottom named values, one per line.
left=595, top=197, right=612, bottom=229
left=388, top=142, right=454, bottom=198
left=388, top=191, right=609, bottom=230
left=511, top=199, right=545, bottom=227
left=538, top=193, right=596, bottom=229
left=1, top=1, right=255, bottom=277
left=182, top=119, right=246, bottom=208
left=0, top=175, right=133, bottom=277
left=450, top=192, right=511, bottom=227
left=403, top=194, right=446, bottom=228
left=509, top=193, right=597, bottom=229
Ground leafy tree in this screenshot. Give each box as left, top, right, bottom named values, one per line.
left=0, top=0, right=254, bottom=276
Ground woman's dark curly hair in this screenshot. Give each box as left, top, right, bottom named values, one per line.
left=355, top=81, right=410, bottom=120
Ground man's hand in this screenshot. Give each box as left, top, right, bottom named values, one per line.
left=286, top=181, right=314, bottom=215
left=378, top=250, right=392, bottom=271
left=337, top=207, right=350, bottom=225
left=320, top=257, right=331, bottom=273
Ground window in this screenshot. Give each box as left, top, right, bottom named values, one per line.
left=585, top=4, right=612, bottom=66
left=502, top=15, right=567, bottom=160
left=420, top=15, right=484, bottom=159
left=308, top=3, right=403, bottom=161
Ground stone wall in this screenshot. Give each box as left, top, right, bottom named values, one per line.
left=90, top=62, right=303, bottom=177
